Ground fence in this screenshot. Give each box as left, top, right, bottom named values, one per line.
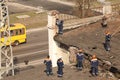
left=58, top=13, right=78, bottom=21
left=58, top=3, right=120, bottom=21
left=91, top=6, right=103, bottom=13
left=57, top=3, right=120, bottom=28
left=91, top=3, right=120, bottom=14
left=112, top=3, right=120, bottom=14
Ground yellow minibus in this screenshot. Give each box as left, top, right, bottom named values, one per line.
left=0, top=23, right=27, bottom=46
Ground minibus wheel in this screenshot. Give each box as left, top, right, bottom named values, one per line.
left=14, top=41, right=19, bottom=46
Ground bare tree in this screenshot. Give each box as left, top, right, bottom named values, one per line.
left=74, top=0, right=97, bottom=18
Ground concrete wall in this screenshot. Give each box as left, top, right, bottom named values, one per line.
left=47, top=10, right=69, bottom=67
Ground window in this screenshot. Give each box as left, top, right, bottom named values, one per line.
left=1, top=32, right=8, bottom=38
left=15, top=29, right=19, bottom=35
left=10, top=30, right=14, bottom=36
left=1, top=32, right=4, bottom=38
left=14, top=28, right=25, bottom=35
left=19, top=28, right=25, bottom=34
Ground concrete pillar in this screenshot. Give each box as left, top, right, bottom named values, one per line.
left=47, top=10, right=58, bottom=67
left=47, top=10, right=69, bottom=67
left=103, top=2, right=112, bottom=15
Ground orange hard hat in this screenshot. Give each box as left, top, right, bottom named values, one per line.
left=92, top=54, right=96, bottom=59
left=105, top=30, right=110, bottom=35
left=106, top=32, right=110, bottom=35
left=79, top=49, right=83, bottom=52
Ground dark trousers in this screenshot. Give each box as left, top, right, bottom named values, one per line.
left=58, top=67, right=63, bottom=76
left=58, top=26, right=63, bottom=34
left=46, top=66, right=52, bottom=75
left=91, top=67, right=98, bottom=75
left=77, top=61, right=83, bottom=69
left=105, top=41, right=110, bottom=51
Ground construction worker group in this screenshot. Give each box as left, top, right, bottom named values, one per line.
left=76, top=49, right=99, bottom=76
left=44, top=55, right=64, bottom=77
left=44, top=49, right=99, bottom=77
left=43, top=16, right=114, bottom=77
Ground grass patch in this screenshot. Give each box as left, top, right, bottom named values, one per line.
left=10, top=11, right=47, bottom=29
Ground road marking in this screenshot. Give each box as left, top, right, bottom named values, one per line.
left=27, top=27, right=47, bottom=33
left=0, top=59, right=45, bottom=72
left=9, top=59, right=44, bottom=69
left=13, top=42, right=48, bottom=50
left=14, top=49, right=48, bottom=57
left=16, top=59, right=44, bottom=68
left=8, top=2, right=38, bottom=10
left=48, top=0, right=75, bottom=6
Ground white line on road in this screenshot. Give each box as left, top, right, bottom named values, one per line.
left=48, top=0, right=75, bottom=6
left=0, top=59, right=45, bottom=72
left=27, top=27, right=47, bottom=33
left=14, top=49, right=48, bottom=57
left=8, top=2, right=38, bottom=10
left=14, top=42, right=48, bottom=50
left=16, top=59, right=44, bottom=68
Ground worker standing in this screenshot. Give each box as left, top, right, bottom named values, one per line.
left=44, top=55, right=53, bottom=76
left=56, top=18, right=64, bottom=34
left=76, top=49, right=84, bottom=71
left=105, top=32, right=111, bottom=51
left=91, top=55, right=99, bottom=76
left=57, top=57, right=64, bottom=77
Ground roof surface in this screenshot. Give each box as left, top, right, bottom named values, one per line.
left=55, top=16, right=120, bottom=70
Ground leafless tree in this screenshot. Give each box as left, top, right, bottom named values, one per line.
left=74, top=0, right=97, bottom=18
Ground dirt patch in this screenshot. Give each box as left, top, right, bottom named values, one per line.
left=10, top=11, right=47, bottom=29
left=7, top=2, right=48, bottom=29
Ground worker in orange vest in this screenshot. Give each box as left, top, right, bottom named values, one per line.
left=91, top=55, right=99, bottom=76
left=76, top=49, right=84, bottom=71
left=105, top=31, right=111, bottom=51
left=44, top=55, right=53, bottom=76
left=56, top=18, right=64, bottom=34
left=57, top=57, right=64, bottom=77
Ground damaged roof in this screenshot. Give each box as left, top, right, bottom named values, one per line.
left=54, top=16, right=120, bottom=71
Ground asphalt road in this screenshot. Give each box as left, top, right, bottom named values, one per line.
left=9, top=0, right=73, bottom=14
left=7, top=0, right=73, bottom=64
left=13, top=28, right=48, bottom=63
